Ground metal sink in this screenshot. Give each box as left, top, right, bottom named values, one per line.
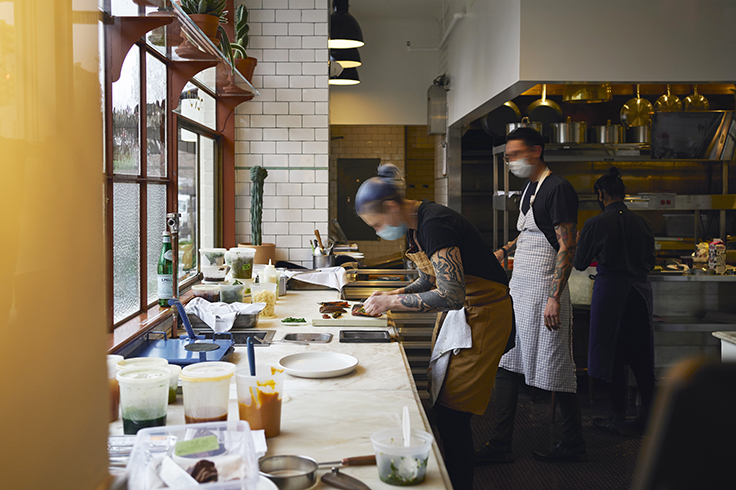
left=282, top=332, right=333, bottom=343
left=199, top=330, right=275, bottom=346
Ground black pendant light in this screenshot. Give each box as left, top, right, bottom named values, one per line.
left=329, top=67, right=360, bottom=85
left=330, top=48, right=361, bottom=68
left=329, top=0, right=364, bottom=49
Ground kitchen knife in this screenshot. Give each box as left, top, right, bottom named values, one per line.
left=321, top=468, right=371, bottom=490
left=318, top=455, right=376, bottom=467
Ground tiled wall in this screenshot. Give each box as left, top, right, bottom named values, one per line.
left=233, top=0, right=330, bottom=266
left=405, top=126, right=435, bottom=202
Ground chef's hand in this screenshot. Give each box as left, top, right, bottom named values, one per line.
left=363, top=290, right=396, bottom=316
left=543, top=297, right=561, bottom=331
left=493, top=249, right=505, bottom=263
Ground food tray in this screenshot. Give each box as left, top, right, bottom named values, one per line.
left=339, top=330, right=392, bottom=343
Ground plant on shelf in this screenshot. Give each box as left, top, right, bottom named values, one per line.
left=250, top=166, right=268, bottom=247
left=179, top=0, right=227, bottom=45
left=215, top=5, right=258, bottom=83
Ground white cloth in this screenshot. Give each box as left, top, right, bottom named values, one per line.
left=184, top=298, right=266, bottom=332
left=428, top=308, right=473, bottom=405
left=498, top=179, right=577, bottom=393
left=284, top=266, right=348, bottom=291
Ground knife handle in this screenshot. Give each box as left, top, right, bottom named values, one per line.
left=341, top=455, right=376, bottom=466
left=322, top=468, right=371, bottom=490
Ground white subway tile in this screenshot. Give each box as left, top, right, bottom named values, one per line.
left=262, top=75, right=290, bottom=88
left=248, top=48, right=264, bottom=59
left=302, top=115, right=329, bottom=127
left=301, top=10, right=326, bottom=23
left=314, top=196, right=328, bottom=209
left=236, top=127, right=262, bottom=140
left=314, top=0, right=328, bottom=8
left=234, top=141, right=250, bottom=154
left=289, top=128, right=315, bottom=141
left=277, top=115, right=303, bottom=127
left=290, top=169, right=315, bottom=183
left=301, top=62, right=326, bottom=75
left=262, top=209, right=276, bottom=221
left=237, top=102, right=263, bottom=115
left=302, top=88, right=328, bottom=102
left=314, top=128, right=329, bottom=141
left=275, top=9, right=300, bottom=22
left=235, top=208, right=249, bottom=222
left=289, top=23, right=314, bottom=36
left=276, top=183, right=302, bottom=195
left=289, top=49, right=315, bottom=62
left=250, top=36, right=276, bottom=49
left=277, top=235, right=302, bottom=248
left=235, top=182, right=248, bottom=195
left=264, top=183, right=277, bottom=196
left=289, top=154, right=314, bottom=167
left=315, top=155, right=329, bottom=166
left=250, top=115, right=277, bottom=127
left=255, top=88, right=277, bottom=102
left=235, top=170, right=248, bottom=183
left=263, top=128, right=289, bottom=141
left=238, top=154, right=263, bottom=167
left=235, top=115, right=250, bottom=127
left=303, top=141, right=329, bottom=154
left=289, top=0, right=314, bottom=8
left=302, top=209, right=328, bottom=221
left=276, top=62, right=302, bottom=75
left=250, top=75, right=263, bottom=87
left=289, top=102, right=315, bottom=114
left=263, top=102, right=290, bottom=114
left=255, top=62, right=276, bottom=75
left=314, top=74, right=329, bottom=88
left=250, top=9, right=275, bottom=22
left=301, top=235, right=316, bottom=248
left=235, top=222, right=249, bottom=236
left=276, top=36, right=302, bottom=49
left=262, top=49, right=290, bottom=62
left=262, top=22, right=288, bottom=36
left=289, top=75, right=315, bottom=88
left=264, top=222, right=290, bottom=235
left=302, top=183, right=328, bottom=196
left=268, top=169, right=290, bottom=182
left=314, top=22, right=328, bottom=36
left=289, top=196, right=315, bottom=209
left=314, top=48, right=328, bottom=61
left=290, top=222, right=316, bottom=235
left=263, top=154, right=289, bottom=167
left=235, top=196, right=250, bottom=208
left=263, top=195, right=290, bottom=209
left=277, top=141, right=302, bottom=153
left=250, top=141, right=276, bottom=154
left=316, top=169, right=329, bottom=182
left=276, top=88, right=302, bottom=102
left=262, top=0, right=288, bottom=9
left=290, top=248, right=313, bottom=262
left=314, top=101, right=328, bottom=114
left=275, top=248, right=290, bottom=262
left=242, top=0, right=262, bottom=9
left=301, top=35, right=327, bottom=49
left=277, top=209, right=302, bottom=221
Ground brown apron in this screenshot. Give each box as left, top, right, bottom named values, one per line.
left=406, top=249, right=513, bottom=415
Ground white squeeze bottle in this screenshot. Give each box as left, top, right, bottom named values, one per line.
left=258, top=260, right=281, bottom=284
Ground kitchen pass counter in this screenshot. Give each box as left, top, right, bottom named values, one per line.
left=109, top=290, right=451, bottom=490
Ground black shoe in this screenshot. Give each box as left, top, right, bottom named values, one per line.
left=474, top=441, right=514, bottom=466
left=593, top=416, right=634, bottom=436
left=532, top=441, right=587, bottom=463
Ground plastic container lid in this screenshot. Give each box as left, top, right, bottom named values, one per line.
left=370, top=428, right=434, bottom=454
left=117, top=357, right=168, bottom=372
left=192, top=284, right=221, bottom=291
left=116, top=366, right=171, bottom=384
left=108, top=355, right=124, bottom=378
left=228, top=247, right=256, bottom=256
left=181, top=361, right=237, bottom=383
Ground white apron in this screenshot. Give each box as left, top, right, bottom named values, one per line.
left=498, top=173, right=577, bottom=393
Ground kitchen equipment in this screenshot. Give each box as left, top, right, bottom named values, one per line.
left=315, top=229, right=326, bottom=253
left=116, top=356, right=168, bottom=372
left=198, top=330, right=275, bottom=346
left=652, top=111, right=736, bottom=160
left=620, top=84, right=654, bottom=128
left=236, top=368, right=284, bottom=437
left=116, top=366, right=170, bottom=434
left=191, top=284, right=221, bottom=302
left=279, top=352, right=359, bottom=378
left=201, top=264, right=231, bottom=282
left=590, top=120, right=625, bottom=143
left=282, top=332, right=333, bottom=343
left=219, top=283, right=245, bottom=303
left=683, top=84, right=710, bottom=111
left=313, top=254, right=335, bottom=269
left=260, top=455, right=378, bottom=490
left=339, top=330, right=391, bottom=343
left=251, top=282, right=277, bottom=318
left=226, top=247, right=256, bottom=279
left=563, top=83, right=612, bottom=103
left=188, top=311, right=260, bottom=330
left=199, top=248, right=227, bottom=266
left=550, top=116, right=587, bottom=143
left=506, top=116, right=543, bottom=135
left=654, top=84, right=682, bottom=112
left=627, top=122, right=652, bottom=143
left=180, top=361, right=236, bottom=424
left=527, top=84, right=564, bottom=123
left=370, top=428, right=434, bottom=486
left=480, top=101, right=521, bottom=137
left=322, top=468, right=370, bottom=490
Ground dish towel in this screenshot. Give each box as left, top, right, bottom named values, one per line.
left=284, top=266, right=348, bottom=291
left=184, top=298, right=266, bottom=333
left=429, top=308, right=473, bottom=405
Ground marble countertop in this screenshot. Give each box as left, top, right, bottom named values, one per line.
left=110, top=289, right=451, bottom=489
left=712, top=331, right=736, bottom=344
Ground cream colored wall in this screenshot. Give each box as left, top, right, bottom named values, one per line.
left=0, top=1, right=109, bottom=488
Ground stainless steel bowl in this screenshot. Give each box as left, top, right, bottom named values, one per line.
left=260, top=455, right=318, bottom=490
left=550, top=120, right=587, bottom=143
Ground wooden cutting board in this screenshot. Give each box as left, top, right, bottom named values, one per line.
left=311, top=302, right=388, bottom=327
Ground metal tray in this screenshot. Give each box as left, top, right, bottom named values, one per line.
left=282, top=332, right=333, bottom=343
left=198, top=330, right=275, bottom=346
left=339, top=330, right=392, bottom=343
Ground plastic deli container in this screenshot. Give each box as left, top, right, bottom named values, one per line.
left=117, top=367, right=171, bottom=435
left=108, top=355, right=124, bottom=422
left=219, top=283, right=245, bottom=304
left=168, top=365, right=182, bottom=404
left=192, top=284, right=221, bottom=303
left=235, top=369, right=284, bottom=438
left=180, top=362, right=237, bottom=424
left=200, top=248, right=228, bottom=266
left=250, top=283, right=277, bottom=318
left=126, top=421, right=259, bottom=490
left=116, top=357, right=168, bottom=373
left=226, top=248, right=256, bottom=280
left=371, top=428, right=434, bottom=486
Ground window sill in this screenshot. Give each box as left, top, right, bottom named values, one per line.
left=108, top=288, right=195, bottom=354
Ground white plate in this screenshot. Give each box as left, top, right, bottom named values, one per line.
left=279, top=352, right=359, bottom=379
left=257, top=475, right=279, bottom=490
left=281, top=320, right=309, bottom=327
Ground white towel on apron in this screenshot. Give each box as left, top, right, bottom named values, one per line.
left=429, top=308, right=472, bottom=405
left=499, top=177, right=577, bottom=393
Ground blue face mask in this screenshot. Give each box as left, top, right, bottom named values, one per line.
left=376, top=222, right=408, bottom=241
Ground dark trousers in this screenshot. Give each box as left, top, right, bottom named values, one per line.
left=491, top=367, right=584, bottom=448
left=434, top=403, right=474, bottom=490
left=609, top=288, right=656, bottom=419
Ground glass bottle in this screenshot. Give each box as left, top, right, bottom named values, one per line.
left=157, top=231, right=174, bottom=307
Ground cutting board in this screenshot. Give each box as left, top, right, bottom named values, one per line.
left=312, top=302, right=388, bottom=327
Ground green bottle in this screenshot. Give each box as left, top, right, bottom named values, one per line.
left=157, top=231, right=174, bottom=307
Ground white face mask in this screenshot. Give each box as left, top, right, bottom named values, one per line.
left=507, top=158, right=534, bottom=178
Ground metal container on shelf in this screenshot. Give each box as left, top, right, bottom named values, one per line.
left=506, top=116, right=543, bottom=135
left=590, top=120, right=625, bottom=143
left=549, top=117, right=587, bottom=143
left=627, top=124, right=651, bottom=143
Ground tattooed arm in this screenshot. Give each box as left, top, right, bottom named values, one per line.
left=543, top=222, right=576, bottom=331
left=377, top=269, right=436, bottom=296
left=362, top=247, right=465, bottom=315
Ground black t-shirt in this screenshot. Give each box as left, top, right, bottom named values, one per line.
left=407, top=200, right=508, bottom=286
left=520, top=172, right=578, bottom=251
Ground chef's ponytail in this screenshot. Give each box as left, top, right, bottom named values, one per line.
left=355, top=163, right=406, bottom=215
left=594, top=166, right=625, bottom=199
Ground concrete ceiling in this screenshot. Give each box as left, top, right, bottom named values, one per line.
left=347, top=0, right=444, bottom=20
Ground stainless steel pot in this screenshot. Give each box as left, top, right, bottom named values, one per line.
left=549, top=117, right=587, bottom=143
left=590, top=120, right=625, bottom=143
left=506, top=116, right=543, bottom=135
left=627, top=124, right=651, bottom=143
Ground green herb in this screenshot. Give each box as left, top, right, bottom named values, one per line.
left=233, top=280, right=243, bottom=285
left=380, top=456, right=429, bottom=486
left=282, top=317, right=306, bottom=323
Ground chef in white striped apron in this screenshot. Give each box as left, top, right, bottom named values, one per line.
left=476, top=127, right=585, bottom=464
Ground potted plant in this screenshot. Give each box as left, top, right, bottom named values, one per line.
left=216, top=5, right=258, bottom=83
left=238, top=166, right=276, bottom=264
left=179, top=0, right=227, bottom=46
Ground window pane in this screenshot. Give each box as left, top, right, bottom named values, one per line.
left=193, top=67, right=216, bottom=93
left=175, top=82, right=216, bottom=130
left=178, top=128, right=198, bottom=279
left=112, top=47, right=140, bottom=175
left=113, top=182, right=141, bottom=322
left=200, top=136, right=216, bottom=248
left=147, top=184, right=167, bottom=305
left=146, top=53, right=167, bottom=177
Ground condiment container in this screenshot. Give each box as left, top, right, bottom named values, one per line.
left=226, top=247, right=256, bottom=279
left=167, top=365, right=181, bottom=404
left=191, top=284, right=220, bottom=302
left=370, top=428, right=434, bottom=486
left=108, top=355, right=124, bottom=422
left=116, top=357, right=168, bottom=373
left=236, top=368, right=284, bottom=438
left=199, top=248, right=227, bottom=266
left=219, top=283, right=245, bottom=304
left=257, top=260, right=281, bottom=284
left=180, top=361, right=237, bottom=424
left=251, top=283, right=277, bottom=318
left=201, top=264, right=230, bottom=282
left=117, top=366, right=171, bottom=435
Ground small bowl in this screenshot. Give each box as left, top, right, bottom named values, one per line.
left=259, top=455, right=318, bottom=490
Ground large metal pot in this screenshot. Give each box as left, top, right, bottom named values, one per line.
left=627, top=124, right=651, bottom=143
left=506, top=116, right=543, bottom=135
left=590, top=120, right=625, bottom=143
left=549, top=117, right=587, bottom=143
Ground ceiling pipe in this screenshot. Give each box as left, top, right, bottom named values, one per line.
left=406, top=12, right=465, bottom=52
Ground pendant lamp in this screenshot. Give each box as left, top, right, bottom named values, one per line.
left=330, top=48, right=361, bottom=68
left=329, top=0, right=364, bottom=49
left=329, top=67, right=360, bottom=85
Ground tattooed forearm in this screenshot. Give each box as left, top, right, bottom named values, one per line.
left=402, top=272, right=435, bottom=294
left=549, top=223, right=576, bottom=300
left=396, top=247, right=465, bottom=312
